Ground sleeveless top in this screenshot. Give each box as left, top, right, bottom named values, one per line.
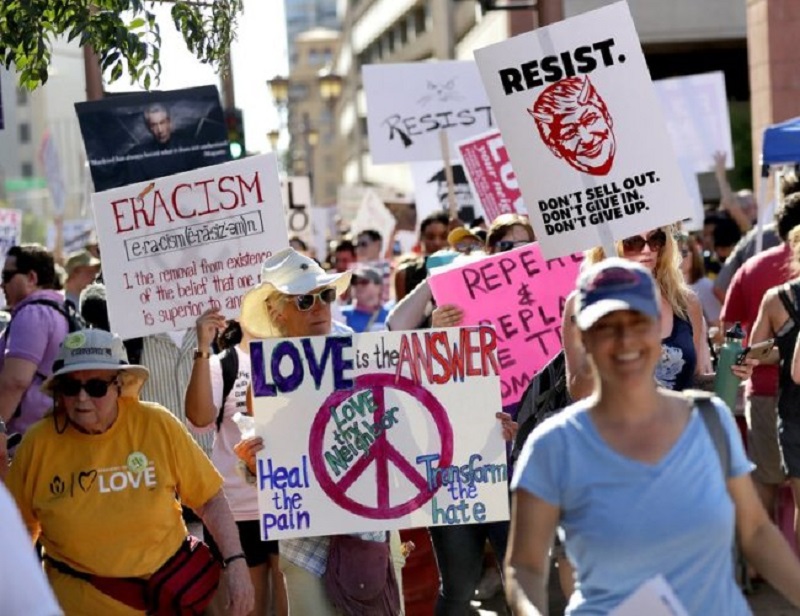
left=655, top=314, right=696, bottom=392
left=775, top=283, right=800, bottom=420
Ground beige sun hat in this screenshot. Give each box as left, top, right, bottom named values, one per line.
left=41, top=329, right=149, bottom=398
left=239, top=248, right=351, bottom=339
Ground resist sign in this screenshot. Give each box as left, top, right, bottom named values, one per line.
left=251, top=328, right=509, bottom=540
left=457, top=129, right=525, bottom=222
left=429, top=243, right=582, bottom=407
left=473, top=2, right=692, bottom=258
left=93, top=154, right=289, bottom=338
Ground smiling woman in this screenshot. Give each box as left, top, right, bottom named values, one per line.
left=504, top=259, right=800, bottom=615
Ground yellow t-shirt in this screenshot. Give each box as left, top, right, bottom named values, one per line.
left=7, top=398, right=223, bottom=614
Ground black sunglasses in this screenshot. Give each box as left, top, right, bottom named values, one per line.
left=622, top=230, right=667, bottom=254
left=294, top=288, right=337, bottom=312
left=58, top=376, right=118, bottom=398
left=496, top=240, right=528, bottom=253
left=1, top=269, right=21, bottom=284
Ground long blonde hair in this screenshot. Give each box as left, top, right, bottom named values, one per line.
left=584, top=225, right=690, bottom=319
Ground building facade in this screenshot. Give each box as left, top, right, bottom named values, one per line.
left=288, top=28, right=342, bottom=206
left=0, top=38, right=88, bottom=236
left=286, top=0, right=340, bottom=64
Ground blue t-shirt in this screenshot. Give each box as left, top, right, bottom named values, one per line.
left=512, top=399, right=753, bottom=616
left=341, top=305, right=390, bottom=333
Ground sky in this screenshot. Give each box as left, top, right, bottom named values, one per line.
left=105, top=0, right=289, bottom=155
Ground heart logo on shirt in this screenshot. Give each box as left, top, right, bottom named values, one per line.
left=78, top=470, right=97, bottom=492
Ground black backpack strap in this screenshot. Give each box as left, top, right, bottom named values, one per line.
left=686, top=390, right=730, bottom=478
left=778, top=283, right=800, bottom=325
left=217, top=347, right=239, bottom=431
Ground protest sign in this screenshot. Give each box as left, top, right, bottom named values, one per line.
left=281, top=176, right=312, bottom=249
left=350, top=190, right=397, bottom=257
left=0, top=209, right=22, bottom=257
left=39, top=132, right=66, bottom=215
left=457, top=129, right=525, bottom=222
left=411, top=160, right=484, bottom=228
left=47, top=219, right=95, bottom=254
left=474, top=2, right=693, bottom=258
left=429, top=243, right=582, bottom=407
left=76, top=85, right=230, bottom=192
left=93, top=154, right=289, bottom=339
left=251, top=327, right=508, bottom=539
left=363, top=61, right=495, bottom=164
left=654, top=71, right=733, bottom=174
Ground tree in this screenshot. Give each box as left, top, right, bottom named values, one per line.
left=0, top=0, right=243, bottom=90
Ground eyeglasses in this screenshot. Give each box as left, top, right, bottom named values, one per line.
left=1, top=269, right=21, bottom=284
left=496, top=240, right=528, bottom=253
left=622, top=230, right=667, bottom=254
left=58, top=376, right=118, bottom=398
left=356, top=240, right=373, bottom=248
left=294, top=287, right=338, bottom=311
left=454, top=241, right=480, bottom=254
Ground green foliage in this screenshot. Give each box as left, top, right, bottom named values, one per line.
left=0, top=0, right=243, bottom=90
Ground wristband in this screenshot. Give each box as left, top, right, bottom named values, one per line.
left=193, top=349, right=212, bottom=360
left=222, top=553, right=246, bottom=568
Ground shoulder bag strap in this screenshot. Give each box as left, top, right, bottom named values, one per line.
left=687, top=391, right=730, bottom=478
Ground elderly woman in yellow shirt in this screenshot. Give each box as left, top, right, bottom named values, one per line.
left=6, top=329, right=254, bottom=616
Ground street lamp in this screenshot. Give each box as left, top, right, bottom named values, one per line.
left=267, top=129, right=280, bottom=151
left=267, top=75, right=290, bottom=107
left=318, top=70, right=343, bottom=105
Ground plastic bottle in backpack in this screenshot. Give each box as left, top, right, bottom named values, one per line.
left=714, top=322, right=745, bottom=411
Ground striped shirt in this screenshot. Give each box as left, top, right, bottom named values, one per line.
left=138, top=330, right=214, bottom=456
left=279, top=321, right=386, bottom=576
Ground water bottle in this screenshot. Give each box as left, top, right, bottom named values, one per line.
left=714, top=322, right=745, bottom=410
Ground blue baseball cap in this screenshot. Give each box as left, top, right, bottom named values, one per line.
left=576, top=258, right=660, bottom=330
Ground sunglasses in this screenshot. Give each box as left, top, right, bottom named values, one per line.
left=496, top=240, right=528, bottom=253
left=294, top=287, right=337, bottom=311
left=58, top=376, right=118, bottom=398
left=1, top=269, right=21, bottom=284
left=622, top=230, right=667, bottom=254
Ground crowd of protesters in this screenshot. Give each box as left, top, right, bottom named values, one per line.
left=6, top=154, right=800, bottom=616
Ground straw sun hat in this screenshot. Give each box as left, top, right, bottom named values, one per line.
left=239, top=248, right=351, bottom=339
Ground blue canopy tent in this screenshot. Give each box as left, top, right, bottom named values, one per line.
left=762, top=116, right=800, bottom=167
left=756, top=116, right=800, bottom=250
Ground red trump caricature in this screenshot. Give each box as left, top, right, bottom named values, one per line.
left=528, top=76, right=616, bottom=176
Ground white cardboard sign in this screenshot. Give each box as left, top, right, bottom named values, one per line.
left=93, top=154, right=289, bottom=338
left=281, top=176, right=313, bottom=249
left=0, top=209, right=22, bottom=257
left=350, top=190, right=397, bottom=257
left=363, top=61, right=495, bottom=164
left=474, top=1, right=693, bottom=258
left=251, top=327, right=509, bottom=539
left=654, top=71, right=733, bottom=174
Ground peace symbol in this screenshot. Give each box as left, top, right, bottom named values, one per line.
left=308, top=373, right=453, bottom=519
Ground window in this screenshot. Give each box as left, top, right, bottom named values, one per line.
left=359, top=116, right=368, bottom=138
left=414, top=6, right=427, bottom=36
left=398, top=20, right=408, bottom=46
left=16, top=88, right=27, bottom=106
left=21, top=162, right=34, bottom=178
left=18, top=123, right=30, bottom=144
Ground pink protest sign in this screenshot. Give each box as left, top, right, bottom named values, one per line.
left=457, top=129, right=525, bottom=223
left=429, top=243, right=582, bottom=407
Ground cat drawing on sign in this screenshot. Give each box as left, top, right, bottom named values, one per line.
left=417, top=79, right=464, bottom=106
